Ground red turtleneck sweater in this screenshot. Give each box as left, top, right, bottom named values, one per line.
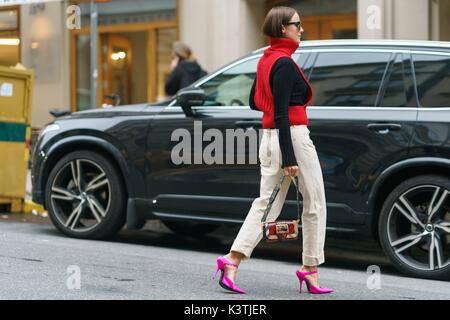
left=251, top=37, right=313, bottom=168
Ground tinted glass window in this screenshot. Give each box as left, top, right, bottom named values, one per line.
left=199, top=54, right=300, bottom=107
left=199, top=58, right=257, bottom=106
left=413, top=54, right=450, bottom=108
left=380, top=54, right=416, bottom=107
left=296, top=51, right=309, bottom=68
left=308, top=52, right=390, bottom=106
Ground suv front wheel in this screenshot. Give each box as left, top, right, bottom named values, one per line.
left=45, top=150, right=126, bottom=239
left=379, top=175, right=450, bottom=280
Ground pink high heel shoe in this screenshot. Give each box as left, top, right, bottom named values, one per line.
left=213, top=256, right=246, bottom=294
left=296, top=270, right=334, bottom=294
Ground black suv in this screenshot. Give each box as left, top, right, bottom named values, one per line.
left=32, top=40, right=450, bottom=280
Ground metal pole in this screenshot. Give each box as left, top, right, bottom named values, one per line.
left=90, top=0, right=98, bottom=108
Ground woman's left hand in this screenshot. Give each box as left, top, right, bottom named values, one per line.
left=284, top=165, right=299, bottom=177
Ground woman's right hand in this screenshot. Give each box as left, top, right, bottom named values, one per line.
left=284, top=165, right=299, bottom=177
left=170, top=55, right=179, bottom=71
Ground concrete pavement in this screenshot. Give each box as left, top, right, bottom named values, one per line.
left=0, top=214, right=449, bottom=300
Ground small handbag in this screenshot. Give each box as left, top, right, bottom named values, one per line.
left=261, top=175, right=302, bottom=242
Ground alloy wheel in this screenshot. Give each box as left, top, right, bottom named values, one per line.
left=50, top=159, right=111, bottom=232
left=387, top=184, right=450, bottom=271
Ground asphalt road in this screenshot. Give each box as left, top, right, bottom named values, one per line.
left=0, top=213, right=449, bottom=300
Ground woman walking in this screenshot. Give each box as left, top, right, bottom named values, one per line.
left=165, top=41, right=207, bottom=96
left=213, top=6, right=334, bottom=295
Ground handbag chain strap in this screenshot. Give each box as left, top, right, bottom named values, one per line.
left=260, top=175, right=301, bottom=223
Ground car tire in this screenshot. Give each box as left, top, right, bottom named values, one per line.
left=162, top=221, right=219, bottom=237
left=378, top=174, right=450, bottom=280
left=45, top=150, right=126, bottom=239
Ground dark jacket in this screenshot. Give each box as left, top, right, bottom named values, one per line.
left=165, top=60, right=207, bottom=96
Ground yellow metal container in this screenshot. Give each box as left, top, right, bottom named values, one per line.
left=0, top=65, right=34, bottom=213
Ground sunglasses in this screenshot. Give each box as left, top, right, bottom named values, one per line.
left=286, top=21, right=302, bottom=29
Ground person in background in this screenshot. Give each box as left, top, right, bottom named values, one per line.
left=165, top=41, right=207, bottom=96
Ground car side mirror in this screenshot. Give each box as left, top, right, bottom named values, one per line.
left=49, top=108, right=71, bottom=118
left=175, top=87, right=205, bottom=117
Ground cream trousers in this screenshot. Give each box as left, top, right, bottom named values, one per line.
left=230, top=125, right=327, bottom=266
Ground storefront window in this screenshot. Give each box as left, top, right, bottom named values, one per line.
left=268, top=0, right=357, bottom=40
left=0, top=8, right=18, bottom=30
left=72, top=0, right=178, bottom=110
left=0, top=7, right=20, bottom=67
left=78, top=0, right=176, bottom=27
left=76, top=34, right=91, bottom=111
left=156, top=28, right=177, bottom=101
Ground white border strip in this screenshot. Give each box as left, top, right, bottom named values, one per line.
left=0, top=0, right=61, bottom=6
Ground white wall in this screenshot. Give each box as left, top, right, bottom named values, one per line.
left=392, top=0, right=429, bottom=40
left=20, top=0, right=70, bottom=128
left=240, top=0, right=267, bottom=55
left=358, top=0, right=430, bottom=40
left=179, top=0, right=266, bottom=73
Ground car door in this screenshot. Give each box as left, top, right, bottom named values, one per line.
left=145, top=55, right=261, bottom=222
left=303, top=48, right=418, bottom=227
left=145, top=52, right=309, bottom=222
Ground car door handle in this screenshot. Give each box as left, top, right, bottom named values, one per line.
left=235, top=120, right=262, bottom=129
left=367, top=123, right=402, bottom=134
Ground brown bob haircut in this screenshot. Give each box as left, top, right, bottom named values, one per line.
left=262, top=6, right=299, bottom=38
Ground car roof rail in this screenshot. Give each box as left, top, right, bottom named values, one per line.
left=251, top=39, right=450, bottom=54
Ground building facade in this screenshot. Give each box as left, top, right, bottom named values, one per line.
left=0, top=0, right=449, bottom=128
left=184, top=0, right=450, bottom=74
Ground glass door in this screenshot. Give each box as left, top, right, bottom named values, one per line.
left=103, top=34, right=132, bottom=106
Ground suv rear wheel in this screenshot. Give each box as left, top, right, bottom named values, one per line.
left=379, top=175, right=450, bottom=280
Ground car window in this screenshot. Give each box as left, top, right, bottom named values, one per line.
left=413, top=53, right=450, bottom=108
left=198, top=53, right=301, bottom=107
left=380, top=53, right=417, bottom=108
left=199, top=58, right=257, bottom=107
left=308, top=51, right=390, bottom=107
left=296, top=51, right=309, bottom=68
